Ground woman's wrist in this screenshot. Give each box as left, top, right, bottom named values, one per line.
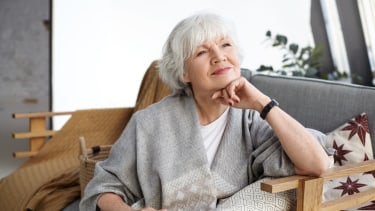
left=260, top=99, right=279, bottom=119
left=97, top=192, right=131, bottom=211
left=254, top=96, right=272, bottom=113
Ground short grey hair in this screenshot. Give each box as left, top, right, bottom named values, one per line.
left=158, top=12, right=244, bottom=95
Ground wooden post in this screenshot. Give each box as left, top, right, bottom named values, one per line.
left=29, top=116, right=47, bottom=152
left=300, top=177, right=323, bottom=210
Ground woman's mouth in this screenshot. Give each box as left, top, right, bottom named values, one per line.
left=212, top=67, right=232, bottom=75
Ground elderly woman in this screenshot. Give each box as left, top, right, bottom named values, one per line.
left=80, top=12, right=331, bottom=211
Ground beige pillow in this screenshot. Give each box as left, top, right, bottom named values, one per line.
left=216, top=177, right=296, bottom=211
left=323, top=113, right=375, bottom=210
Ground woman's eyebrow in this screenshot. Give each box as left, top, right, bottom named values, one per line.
left=196, top=43, right=210, bottom=49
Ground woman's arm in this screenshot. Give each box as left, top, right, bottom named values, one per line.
left=262, top=104, right=330, bottom=176
left=212, top=77, right=330, bottom=176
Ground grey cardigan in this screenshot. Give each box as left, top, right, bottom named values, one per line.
left=80, top=94, right=327, bottom=210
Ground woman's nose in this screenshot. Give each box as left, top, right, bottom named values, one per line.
left=212, top=56, right=226, bottom=64
left=212, top=48, right=226, bottom=64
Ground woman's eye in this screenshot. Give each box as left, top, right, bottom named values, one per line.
left=197, top=50, right=207, bottom=57
left=222, top=43, right=232, bottom=47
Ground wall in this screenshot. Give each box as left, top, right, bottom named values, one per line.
left=53, top=0, right=312, bottom=129
left=0, top=0, right=50, bottom=178
left=0, top=0, right=50, bottom=97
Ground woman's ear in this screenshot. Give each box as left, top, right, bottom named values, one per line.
left=182, top=71, right=190, bottom=83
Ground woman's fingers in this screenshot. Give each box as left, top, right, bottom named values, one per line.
left=225, top=79, right=242, bottom=104
left=212, top=83, right=242, bottom=106
left=222, top=89, right=239, bottom=106
left=211, top=89, right=232, bottom=105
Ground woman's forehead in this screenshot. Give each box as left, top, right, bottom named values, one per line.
left=196, top=36, right=231, bottom=47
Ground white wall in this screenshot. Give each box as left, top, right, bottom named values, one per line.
left=53, top=0, right=312, bottom=128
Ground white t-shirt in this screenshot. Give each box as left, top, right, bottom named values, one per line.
left=200, top=108, right=229, bottom=166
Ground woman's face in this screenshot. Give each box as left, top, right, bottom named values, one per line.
left=184, top=36, right=241, bottom=96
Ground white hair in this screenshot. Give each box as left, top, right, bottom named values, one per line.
left=158, top=12, right=244, bottom=95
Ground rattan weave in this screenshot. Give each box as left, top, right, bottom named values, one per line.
left=79, top=137, right=112, bottom=196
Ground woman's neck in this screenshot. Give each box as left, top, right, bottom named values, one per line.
left=194, top=95, right=229, bottom=126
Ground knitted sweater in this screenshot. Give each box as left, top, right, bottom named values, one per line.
left=80, top=94, right=327, bottom=210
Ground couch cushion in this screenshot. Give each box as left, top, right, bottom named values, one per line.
left=247, top=73, right=375, bottom=156
left=323, top=112, right=374, bottom=210
left=326, top=112, right=373, bottom=165
left=216, top=177, right=296, bottom=211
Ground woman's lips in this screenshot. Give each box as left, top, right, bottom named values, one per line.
left=212, top=67, right=232, bottom=75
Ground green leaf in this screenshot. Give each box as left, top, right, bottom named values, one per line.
left=257, top=30, right=337, bottom=81
left=289, top=44, right=299, bottom=55
left=276, top=34, right=288, bottom=45
left=256, top=65, right=274, bottom=71
left=266, top=30, right=272, bottom=37
left=282, top=63, right=297, bottom=68
left=292, top=71, right=304, bottom=76
left=282, top=58, right=290, bottom=63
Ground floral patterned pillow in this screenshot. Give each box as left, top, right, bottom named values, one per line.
left=323, top=112, right=375, bottom=210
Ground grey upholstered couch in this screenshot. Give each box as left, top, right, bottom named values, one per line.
left=246, top=71, right=375, bottom=155
left=64, top=71, right=375, bottom=210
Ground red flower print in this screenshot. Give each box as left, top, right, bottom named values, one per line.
left=363, top=154, right=375, bottom=178
left=358, top=200, right=375, bottom=210
left=341, top=113, right=369, bottom=146
left=333, top=140, right=352, bottom=166
left=333, top=176, right=367, bottom=196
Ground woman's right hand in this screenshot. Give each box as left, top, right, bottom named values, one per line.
left=211, top=76, right=269, bottom=112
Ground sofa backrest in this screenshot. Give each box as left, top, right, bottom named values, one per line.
left=245, top=73, right=375, bottom=155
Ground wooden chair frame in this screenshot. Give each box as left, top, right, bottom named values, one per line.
left=12, top=111, right=73, bottom=158
left=261, top=160, right=375, bottom=210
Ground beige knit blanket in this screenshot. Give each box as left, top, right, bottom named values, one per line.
left=0, top=60, right=171, bottom=211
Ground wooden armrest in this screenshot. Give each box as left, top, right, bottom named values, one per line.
left=320, top=159, right=375, bottom=181
left=13, top=130, right=57, bottom=139
left=261, top=159, right=375, bottom=194
left=13, top=151, right=39, bottom=158
left=261, top=160, right=375, bottom=210
left=12, top=111, right=74, bottom=119
left=321, top=188, right=375, bottom=211
left=12, top=111, right=74, bottom=158
left=260, top=175, right=311, bottom=193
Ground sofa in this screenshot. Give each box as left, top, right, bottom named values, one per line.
left=247, top=71, right=375, bottom=153
left=1, top=60, right=375, bottom=210
left=247, top=71, right=375, bottom=210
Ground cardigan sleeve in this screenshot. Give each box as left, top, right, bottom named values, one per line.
left=79, top=116, right=143, bottom=210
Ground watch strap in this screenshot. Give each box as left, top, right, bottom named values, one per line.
left=260, top=99, right=279, bottom=119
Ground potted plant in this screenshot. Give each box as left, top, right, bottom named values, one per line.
left=257, top=30, right=348, bottom=80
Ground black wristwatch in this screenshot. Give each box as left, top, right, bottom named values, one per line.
left=260, top=99, right=279, bottom=119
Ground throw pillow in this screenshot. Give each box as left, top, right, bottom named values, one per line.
left=323, top=112, right=375, bottom=210
left=216, top=177, right=296, bottom=211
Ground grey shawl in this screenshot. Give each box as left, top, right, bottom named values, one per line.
left=80, top=94, right=326, bottom=210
